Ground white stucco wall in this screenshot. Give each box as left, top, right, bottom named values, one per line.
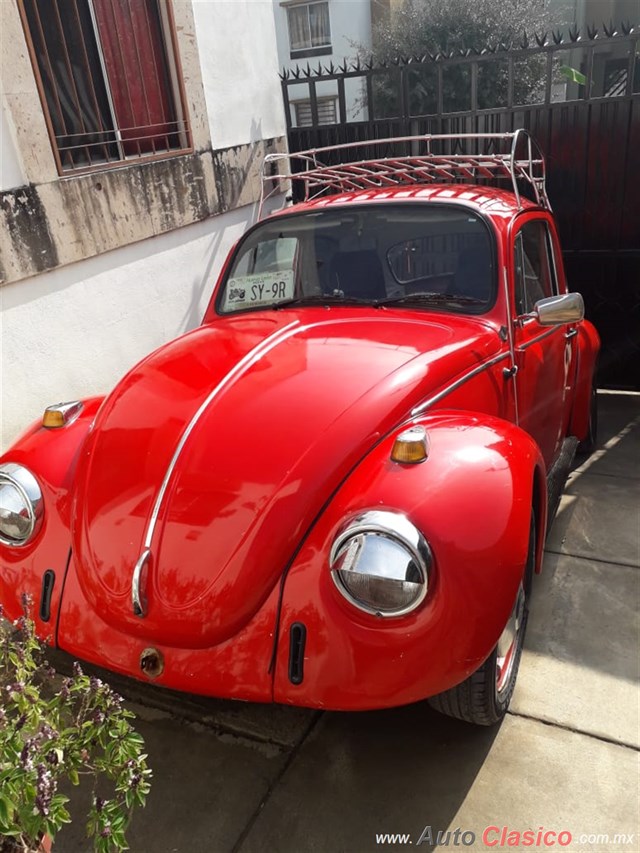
left=0, top=203, right=265, bottom=451
left=0, top=100, right=25, bottom=192
left=193, top=0, right=287, bottom=149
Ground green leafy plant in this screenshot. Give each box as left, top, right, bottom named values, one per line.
left=0, top=596, right=151, bottom=852
left=355, top=0, right=562, bottom=118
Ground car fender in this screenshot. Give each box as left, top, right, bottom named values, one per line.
left=569, top=319, right=600, bottom=441
left=273, top=409, right=546, bottom=710
left=0, top=397, right=104, bottom=634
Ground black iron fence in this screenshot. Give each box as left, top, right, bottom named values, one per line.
left=281, top=25, right=640, bottom=389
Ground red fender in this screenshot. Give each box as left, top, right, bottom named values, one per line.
left=569, top=320, right=600, bottom=441
left=273, top=410, right=546, bottom=710
left=0, top=398, right=104, bottom=635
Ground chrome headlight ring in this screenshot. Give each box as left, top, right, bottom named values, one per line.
left=0, top=463, right=44, bottom=547
left=330, top=510, right=432, bottom=618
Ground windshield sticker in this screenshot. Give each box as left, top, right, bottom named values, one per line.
left=223, top=269, right=295, bottom=311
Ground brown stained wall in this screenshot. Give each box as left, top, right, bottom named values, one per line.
left=0, top=0, right=286, bottom=285
left=0, top=137, right=286, bottom=285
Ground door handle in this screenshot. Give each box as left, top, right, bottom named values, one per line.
left=565, top=328, right=578, bottom=339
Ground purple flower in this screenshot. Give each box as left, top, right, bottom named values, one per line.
left=40, top=723, right=57, bottom=741
left=19, top=742, right=34, bottom=772
left=34, top=763, right=56, bottom=816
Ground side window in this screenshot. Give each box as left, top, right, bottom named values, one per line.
left=513, top=220, right=558, bottom=316
left=287, top=1, right=332, bottom=60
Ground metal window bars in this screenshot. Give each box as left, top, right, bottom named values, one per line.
left=18, top=0, right=191, bottom=173
left=259, top=129, right=549, bottom=219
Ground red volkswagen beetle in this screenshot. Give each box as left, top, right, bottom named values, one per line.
left=0, top=132, right=599, bottom=725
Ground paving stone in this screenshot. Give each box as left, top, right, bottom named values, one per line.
left=55, top=710, right=290, bottom=853
left=574, top=392, right=640, bottom=480
left=238, top=711, right=639, bottom=853
left=513, top=552, right=640, bottom=747
left=547, top=472, right=640, bottom=567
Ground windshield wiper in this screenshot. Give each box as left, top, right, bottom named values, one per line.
left=272, top=293, right=373, bottom=309
left=375, top=292, right=486, bottom=307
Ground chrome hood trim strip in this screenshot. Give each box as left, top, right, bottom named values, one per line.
left=411, top=351, right=509, bottom=417
left=131, top=319, right=302, bottom=615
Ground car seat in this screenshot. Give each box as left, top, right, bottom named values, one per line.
left=453, top=246, right=492, bottom=302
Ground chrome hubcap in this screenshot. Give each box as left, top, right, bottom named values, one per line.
left=496, top=583, right=526, bottom=698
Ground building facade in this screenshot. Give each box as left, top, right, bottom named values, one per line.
left=0, top=0, right=287, bottom=449
left=273, top=0, right=387, bottom=125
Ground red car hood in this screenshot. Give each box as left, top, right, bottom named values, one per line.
left=72, top=309, right=500, bottom=647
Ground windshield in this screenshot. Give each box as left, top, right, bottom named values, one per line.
left=217, top=204, right=495, bottom=315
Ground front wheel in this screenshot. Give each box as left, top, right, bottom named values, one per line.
left=428, top=514, right=535, bottom=726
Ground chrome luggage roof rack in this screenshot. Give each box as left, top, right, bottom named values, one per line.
left=259, top=129, right=549, bottom=219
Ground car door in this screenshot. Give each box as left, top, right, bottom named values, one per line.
left=511, top=216, right=577, bottom=468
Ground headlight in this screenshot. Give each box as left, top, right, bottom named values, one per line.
left=0, top=464, right=43, bottom=547
left=330, top=510, right=431, bottom=617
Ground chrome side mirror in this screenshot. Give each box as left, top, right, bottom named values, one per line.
left=533, top=292, right=584, bottom=325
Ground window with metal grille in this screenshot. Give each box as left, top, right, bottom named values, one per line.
left=18, top=0, right=191, bottom=173
left=294, top=97, right=337, bottom=127
left=287, top=1, right=331, bottom=59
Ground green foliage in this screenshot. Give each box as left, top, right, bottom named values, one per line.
left=365, top=0, right=561, bottom=117
left=0, top=597, right=151, bottom=853
left=372, top=0, right=559, bottom=59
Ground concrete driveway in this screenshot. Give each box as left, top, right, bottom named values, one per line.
left=56, top=391, right=640, bottom=853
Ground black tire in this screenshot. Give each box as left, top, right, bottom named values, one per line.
left=577, top=382, right=598, bottom=456
left=428, top=513, right=535, bottom=726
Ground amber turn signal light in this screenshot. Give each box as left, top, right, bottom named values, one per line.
left=391, top=425, right=429, bottom=464
left=42, top=401, right=83, bottom=429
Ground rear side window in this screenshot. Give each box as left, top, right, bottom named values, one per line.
left=514, top=220, right=558, bottom=315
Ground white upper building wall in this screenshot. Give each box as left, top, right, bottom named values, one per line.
left=273, top=0, right=372, bottom=123
left=193, top=0, right=287, bottom=149
left=273, top=0, right=372, bottom=72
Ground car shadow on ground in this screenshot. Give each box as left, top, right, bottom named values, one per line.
left=240, top=703, right=502, bottom=852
